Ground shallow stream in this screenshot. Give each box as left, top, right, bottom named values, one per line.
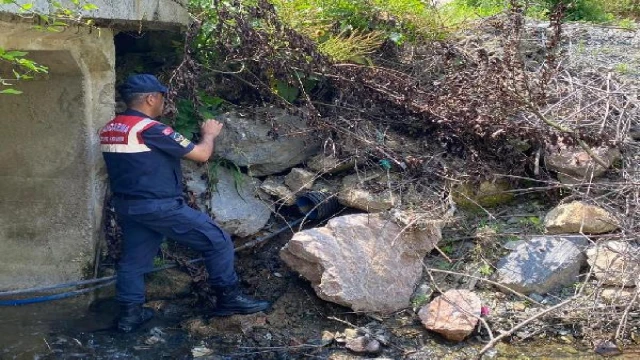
left=1, top=291, right=636, bottom=360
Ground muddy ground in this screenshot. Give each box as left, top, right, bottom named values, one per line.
left=3, top=203, right=632, bottom=360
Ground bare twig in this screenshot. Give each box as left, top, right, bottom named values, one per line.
left=477, top=297, right=576, bottom=359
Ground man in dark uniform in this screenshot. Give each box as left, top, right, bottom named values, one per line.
left=100, top=74, right=270, bottom=333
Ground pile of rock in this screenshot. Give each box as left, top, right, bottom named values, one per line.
left=493, top=200, right=635, bottom=304
left=182, top=107, right=445, bottom=318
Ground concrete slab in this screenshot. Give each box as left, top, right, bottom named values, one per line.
left=0, top=21, right=115, bottom=290
left=0, top=0, right=189, bottom=30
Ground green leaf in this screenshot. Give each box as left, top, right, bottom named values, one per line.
left=82, top=3, right=99, bottom=10
left=4, top=50, right=28, bottom=58
left=274, top=80, right=299, bottom=103
left=20, top=3, right=32, bottom=10
left=1, top=0, right=16, bottom=4
left=1, top=89, right=23, bottom=95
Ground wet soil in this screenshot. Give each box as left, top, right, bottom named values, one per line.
left=0, top=226, right=634, bottom=359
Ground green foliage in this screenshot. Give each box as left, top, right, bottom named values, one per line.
left=153, top=256, right=166, bottom=267
left=518, top=215, right=545, bottom=233
left=479, top=263, right=494, bottom=276
left=599, top=0, right=640, bottom=18
left=274, top=79, right=300, bottom=103
left=411, top=293, right=431, bottom=308
left=0, top=0, right=98, bottom=94
left=452, top=0, right=640, bottom=23
left=614, top=63, right=630, bottom=74
left=207, top=157, right=245, bottom=198
left=173, top=93, right=226, bottom=136
left=0, top=47, right=48, bottom=94
left=271, top=0, right=449, bottom=47
left=174, top=99, right=199, bottom=136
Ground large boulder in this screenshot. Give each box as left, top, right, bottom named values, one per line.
left=182, top=162, right=271, bottom=237
left=280, top=214, right=441, bottom=313
left=545, top=145, right=620, bottom=183
left=494, top=235, right=588, bottom=295
left=209, top=167, right=272, bottom=237
left=586, top=241, right=640, bottom=287
left=214, top=108, right=322, bottom=176
left=418, top=289, right=482, bottom=342
left=544, top=201, right=619, bottom=235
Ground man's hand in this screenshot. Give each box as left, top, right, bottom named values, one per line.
left=184, top=119, right=223, bottom=162
left=201, top=119, right=223, bottom=138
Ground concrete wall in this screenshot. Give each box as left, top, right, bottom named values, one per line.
left=0, top=22, right=115, bottom=289
left=0, top=0, right=189, bottom=30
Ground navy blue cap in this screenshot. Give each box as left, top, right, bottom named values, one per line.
left=118, top=74, right=168, bottom=96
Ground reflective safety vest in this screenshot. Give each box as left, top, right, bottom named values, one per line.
left=100, top=109, right=194, bottom=200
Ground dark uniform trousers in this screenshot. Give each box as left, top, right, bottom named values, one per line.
left=113, top=197, right=239, bottom=304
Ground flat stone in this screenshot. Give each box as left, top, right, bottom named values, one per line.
left=214, top=108, right=322, bottom=176
left=345, top=336, right=381, bottom=354
left=259, top=176, right=296, bottom=205
left=599, top=287, right=638, bottom=305
left=452, top=179, right=514, bottom=210
left=284, top=168, right=315, bottom=193
left=494, top=236, right=588, bottom=295
left=586, top=241, right=640, bottom=287
left=280, top=213, right=441, bottom=313
left=545, top=145, right=620, bottom=183
left=338, top=172, right=397, bottom=212
left=418, top=289, right=482, bottom=342
left=210, top=167, right=272, bottom=237
left=307, top=154, right=355, bottom=174
left=544, top=201, right=619, bottom=235
left=183, top=162, right=272, bottom=237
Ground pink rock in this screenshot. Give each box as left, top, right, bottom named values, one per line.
left=418, top=289, right=482, bottom=342
left=280, top=214, right=441, bottom=313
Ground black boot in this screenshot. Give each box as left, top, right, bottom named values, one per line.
left=209, top=284, right=271, bottom=317
left=117, top=303, right=154, bottom=333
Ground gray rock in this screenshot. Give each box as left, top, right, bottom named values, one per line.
left=210, top=167, right=272, bottom=237
left=345, top=336, right=381, bottom=354
left=214, top=108, right=322, bottom=176
left=307, top=154, right=355, bottom=174
left=280, top=213, right=441, bottom=313
left=182, top=162, right=271, bottom=237
left=259, top=176, right=296, bottom=205
left=529, top=293, right=545, bottom=303
left=545, top=145, right=620, bottom=183
left=338, top=172, right=397, bottom=212
left=182, top=162, right=214, bottom=211
left=284, top=168, right=315, bottom=193
left=494, top=236, right=588, bottom=295
left=586, top=241, right=640, bottom=287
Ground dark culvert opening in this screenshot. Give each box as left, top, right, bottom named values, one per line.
left=114, top=31, right=183, bottom=110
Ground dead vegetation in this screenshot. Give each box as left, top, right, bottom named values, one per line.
left=116, top=0, right=640, bottom=356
